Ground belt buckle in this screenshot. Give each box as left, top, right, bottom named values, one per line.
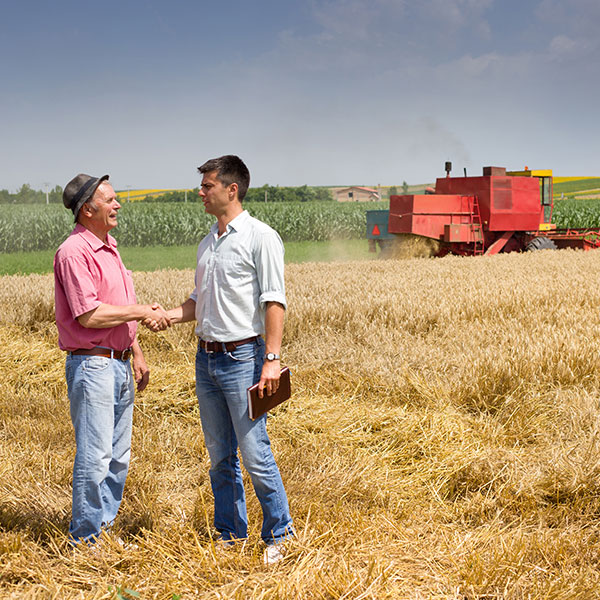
left=121, top=348, right=132, bottom=361
left=203, top=341, right=215, bottom=354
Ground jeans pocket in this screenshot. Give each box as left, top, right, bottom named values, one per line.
left=82, top=356, right=111, bottom=372
left=226, top=342, right=259, bottom=362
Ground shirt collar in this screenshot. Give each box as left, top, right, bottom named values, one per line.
left=74, top=223, right=118, bottom=252
left=228, top=210, right=250, bottom=232
left=210, top=210, right=250, bottom=236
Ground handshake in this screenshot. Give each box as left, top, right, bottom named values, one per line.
left=140, top=303, right=172, bottom=332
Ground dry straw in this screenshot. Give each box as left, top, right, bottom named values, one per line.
left=3, top=250, right=600, bottom=598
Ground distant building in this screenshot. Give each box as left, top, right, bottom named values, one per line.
left=335, top=186, right=381, bottom=202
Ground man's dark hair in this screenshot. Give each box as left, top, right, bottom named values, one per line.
left=198, top=155, right=251, bottom=201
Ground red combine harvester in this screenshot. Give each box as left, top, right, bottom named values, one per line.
left=367, top=163, right=600, bottom=257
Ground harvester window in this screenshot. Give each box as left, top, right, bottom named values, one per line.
left=540, top=177, right=552, bottom=206
left=540, top=176, right=553, bottom=223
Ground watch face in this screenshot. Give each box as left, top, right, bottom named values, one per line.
left=266, top=352, right=279, bottom=361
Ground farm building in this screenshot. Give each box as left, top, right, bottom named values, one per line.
left=335, top=186, right=381, bottom=202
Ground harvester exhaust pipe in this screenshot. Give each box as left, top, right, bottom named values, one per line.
left=445, top=161, right=452, bottom=178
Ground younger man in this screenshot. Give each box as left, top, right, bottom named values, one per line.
left=167, top=156, right=293, bottom=564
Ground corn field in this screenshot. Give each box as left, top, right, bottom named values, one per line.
left=552, top=198, right=600, bottom=228
left=3, top=249, right=600, bottom=598
left=0, top=202, right=387, bottom=253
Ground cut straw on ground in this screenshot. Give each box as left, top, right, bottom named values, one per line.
left=3, top=250, right=600, bottom=598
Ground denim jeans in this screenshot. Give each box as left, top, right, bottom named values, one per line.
left=195, top=337, right=293, bottom=544
left=65, top=354, right=134, bottom=543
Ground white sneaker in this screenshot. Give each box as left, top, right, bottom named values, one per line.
left=214, top=538, right=236, bottom=554
left=115, top=537, right=139, bottom=551
left=83, top=535, right=138, bottom=554
left=263, top=544, right=286, bottom=566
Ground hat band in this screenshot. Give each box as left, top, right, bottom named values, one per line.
left=70, top=177, right=98, bottom=211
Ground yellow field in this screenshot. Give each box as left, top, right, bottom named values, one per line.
left=3, top=251, right=600, bottom=598
left=115, top=189, right=193, bottom=202
left=553, top=177, right=598, bottom=183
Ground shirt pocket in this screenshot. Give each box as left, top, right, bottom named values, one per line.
left=215, top=255, right=254, bottom=287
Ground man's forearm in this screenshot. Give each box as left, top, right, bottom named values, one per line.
left=167, top=297, right=197, bottom=324
left=131, top=337, right=143, bottom=356
left=264, top=301, right=285, bottom=354
left=131, top=337, right=150, bottom=392
left=77, top=303, right=168, bottom=329
left=258, top=301, right=285, bottom=397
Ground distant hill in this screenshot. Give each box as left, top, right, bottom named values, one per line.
left=553, top=177, right=600, bottom=199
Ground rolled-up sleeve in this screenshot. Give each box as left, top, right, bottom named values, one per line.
left=255, top=231, right=287, bottom=310
left=190, top=273, right=198, bottom=303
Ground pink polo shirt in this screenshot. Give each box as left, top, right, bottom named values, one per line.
left=54, top=224, right=138, bottom=352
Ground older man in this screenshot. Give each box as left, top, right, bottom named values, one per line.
left=167, top=155, right=293, bottom=564
left=54, top=173, right=170, bottom=545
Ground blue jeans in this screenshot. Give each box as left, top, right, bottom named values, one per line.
left=195, top=337, right=293, bottom=544
left=65, top=354, right=134, bottom=543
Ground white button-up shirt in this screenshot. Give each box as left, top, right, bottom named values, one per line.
left=190, top=210, right=287, bottom=341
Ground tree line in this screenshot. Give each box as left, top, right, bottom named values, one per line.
left=0, top=184, right=64, bottom=204
left=1, top=184, right=333, bottom=204
left=142, top=185, right=333, bottom=203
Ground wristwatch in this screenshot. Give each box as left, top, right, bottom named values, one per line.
left=265, top=352, right=280, bottom=361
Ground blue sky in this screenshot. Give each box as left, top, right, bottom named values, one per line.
left=1, top=0, right=598, bottom=191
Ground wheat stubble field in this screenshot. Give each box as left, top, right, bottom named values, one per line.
left=3, top=250, right=600, bottom=599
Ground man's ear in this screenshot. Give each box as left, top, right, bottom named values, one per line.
left=229, top=182, right=238, bottom=198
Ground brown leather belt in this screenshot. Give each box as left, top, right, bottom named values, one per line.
left=199, top=336, right=259, bottom=353
left=69, top=347, right=133, bottom=361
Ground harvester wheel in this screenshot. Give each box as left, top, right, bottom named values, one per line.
left=525, top=237, right=557, bottom=251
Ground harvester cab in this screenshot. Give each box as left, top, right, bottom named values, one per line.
left=506, top=168, right=554, bottom=227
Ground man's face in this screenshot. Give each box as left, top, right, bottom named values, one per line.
left=199, top=170, right=232, bottom=217
left=85, top=183, right=121, bottom=232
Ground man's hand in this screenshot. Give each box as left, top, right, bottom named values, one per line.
left=132, top=343, right=150, bottom=392
left=141, top=303, right=171, bottom=332
left=258, top=359, right=281, bottom=398
left=165, top=297, right=197, bottom=325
